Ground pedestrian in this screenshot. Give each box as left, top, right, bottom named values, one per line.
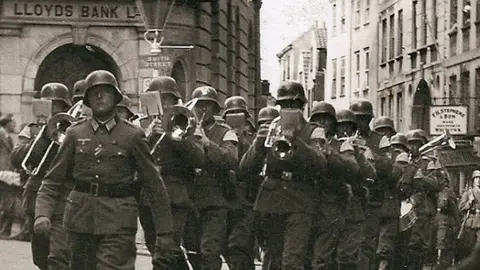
left=0, top=114, right=15, bottom=237
left=34, top=70, right=176, bottom=270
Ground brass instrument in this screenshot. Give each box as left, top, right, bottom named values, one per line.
left=264, top=109, right=304, bottom=161
left=418, top=129, right=456, bottom=156
left=21, top=100, right=83, bottom=176
left=149, top=98, right=201, bottom=155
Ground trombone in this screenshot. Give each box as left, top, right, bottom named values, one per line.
left=21, top=100, right=84, bottom=176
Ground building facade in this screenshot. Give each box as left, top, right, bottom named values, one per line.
left=0, top=0, right=265, bottom=125
left=276, top=23, right=327, bottom=117
left=325, top=0, right=378, bottom=110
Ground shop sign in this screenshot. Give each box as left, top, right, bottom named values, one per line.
left=138, top=55, right=172, bottom=69
left=2, top=1, right=142, bottom=22
left=430, top=105, right=468, bottom=135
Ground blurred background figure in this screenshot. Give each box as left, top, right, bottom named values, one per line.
left=0, top=114, right=17, bottom=237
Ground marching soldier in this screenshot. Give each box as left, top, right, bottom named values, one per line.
left=309, top=104, right=369, bottom=269
left=143, top=76, right=205, bottom=269
left=240, top=81, right=327, bottom=269
left=373, top=116, right=396, bottom=138
left=184, top=86, right=239, bottom=269
left=223, top=96, right=257, bottom=270
left=350, top=99, right=391, bottom=270
left=72, top=79, right=87, bottom=104
left=397, top=129, right=437, bottom=269
left=459, top=171, right=480, bottom=247
left=116, top=95, right=135, bottom=121
left=34, top=70, right=176, bottom=269
left=10, top=83, right=72, bottom=270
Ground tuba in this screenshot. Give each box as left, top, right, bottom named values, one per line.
left=21, top=100, right=83, bottom=176
left=264, top=109, right=304, bottom=161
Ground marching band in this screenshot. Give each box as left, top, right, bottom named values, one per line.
left=3, top=70, right=480, bottom=269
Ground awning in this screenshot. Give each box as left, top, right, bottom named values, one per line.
left=437, top=148, right=480, bottom=168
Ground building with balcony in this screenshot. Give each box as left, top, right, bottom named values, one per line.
left=276, top=22, right=327, bottom=117
left=0, top=0, right=266, bottom=125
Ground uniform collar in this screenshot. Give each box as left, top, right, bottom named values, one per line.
left=91, top=116, right=118, bottom=132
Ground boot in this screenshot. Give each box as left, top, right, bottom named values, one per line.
left=378, top=260, right=388, bottom=270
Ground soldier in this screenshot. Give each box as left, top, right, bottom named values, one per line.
left=350, top=99, right=391, bottom=270
left=10, top=82, right=71, bottom=270
left=373, top=116, right=396, bottom=138
left=223, top=96, right=257, bottom=270
left=72, top=79, right=87, bottom=104
left=397, top=129, right=437, bottom=269
left=33, top=70, right=176, bottom=269
left=459, top=171, right=480, bottom=247
left=240, top=81, right=327, bottom=269
left=143, top=76, right=205, bottom=269
left=181, top=86, right=239, bottom=269
left=116, top=95, right=135, bottom=121
left=309, top=104, right=369, bottom=269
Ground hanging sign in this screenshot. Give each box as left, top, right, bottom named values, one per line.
left=429, top=105, right=468, bottom=135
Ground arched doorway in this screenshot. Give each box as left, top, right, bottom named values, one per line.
left=171, top=61, right=187, bottom=100
left=34, top=44, right=120, bottom=98
left=411, top=79, right=432, bottom=132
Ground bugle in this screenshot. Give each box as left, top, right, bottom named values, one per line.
left=418, top=129, right=456, bottom=157
left=263, top=109, right=303, bottom=161
left=21, top=100, right=83, bottom=176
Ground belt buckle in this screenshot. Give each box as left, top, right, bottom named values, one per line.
left=281, top=171, right=292, bottom=181
left=90, top=183, right=99, bottom=196
left=194, top=168, right=203, bottom=177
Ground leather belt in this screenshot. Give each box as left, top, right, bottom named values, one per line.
left=267, top=171, right=311, bottom=182
left=74, top=180, right=135, bottom=198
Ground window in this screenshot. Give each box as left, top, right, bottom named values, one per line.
left=355, top=52, right=360, bottom=90
left=235, top=6, right=241, bottom=95
left=413, top=0, right=417, bottom=48
left=282, top=59, right=286, bottom=81
left=433, top=0, right=438, bottom=39
left=451, top=0, right=458, bottom=27
left=381, top=19, right=387, bottom=62
left=355, top=0, right=361, bottom=27
left=450, top=32, right=458, bottom=56
left=380, top=97, right=386, bottom=115
left=341, top=0, right=346, bottom=33
left=477, top=22, right=480, bottom=47
left=388, top=94, right=394, bottom=117
left=365, top=50, right=370, bottom=88
left=411, top=53, right=417, bottom=69
left=390, top=14, right=395, bottom=59
left=340, top=56, right=346, bottom=96
left=398, top=10, right=403, bottom=55
left=463, top=0, right=471, bottom=27
left=463, top=27, right=470, bottom=52
left=211, top=1, right=220, bottom=88
left=431, top=46, right=438, bottom=62
left=227, top=0, right=233, bottom=95
left=449, top=75, right=457, bottom=104
left=332, top=59, right=337, bottom=97
left=422, top=0, right=427, bottom=45
left=287, top=56, right=291, bottom=80
left=398, top=58, right=403, bottom=74
left=396, top=92, right=403, bottom=130
left=365, top=0, right=370, bottom=23
left=389, top=62, right=394, bottom=78
left=460, top=71, right=469, bottom=104
left=332, top=4, right=337, bottom=35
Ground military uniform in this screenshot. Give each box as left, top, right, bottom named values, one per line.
left=241, top=82, right=327, bottom=269
left=35, top=70, right=175, bottom=270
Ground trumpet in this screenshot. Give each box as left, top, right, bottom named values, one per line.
left=21, top=100, right=83, bottom=176
left=149, top=98, right=201, bottom=155
left=263, top=109, right=301, bottom=161
left=419, top=129, right=456, bottom=156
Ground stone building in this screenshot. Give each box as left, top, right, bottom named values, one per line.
left=0, top=0, right=265, bottom=125
left=276, top=23, right=327, bottom=117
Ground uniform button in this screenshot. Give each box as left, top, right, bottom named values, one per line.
left=118, top=152, right=122, bottom=155
left=98, top=144, right=103, bottom=147
left=112, top=140, right=117, bottom=145
left=96, top=159, right=101, bottom=163
left=95, top=175, right=99, bottom=179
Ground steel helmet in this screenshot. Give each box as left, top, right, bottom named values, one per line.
left=374, top=116, right=395, bottom=131
left=72, top=79, right=87, bottom=102
left=406, top=129, right=428, bottom=144
left=40, top=82, right=72, bottom=107
left=257, top=107, right=280, bottom=124
left=223, top=96, right=251, bottom=118
left=395, top=152, right=410, bottom=164
left=379, top=136, right=391, bottom=150
left=116, top=95, right=134, bottom=116
left=336, top=109, right=357, bottom=124
left=146, top=76, right=181, bottom=99
left=276, top=81, right=307, bottom=104
left=309, top=101, right=336, bottom=120
left=472, top=170, right=480, bottom=179
left=350, top=99, right=374, bottom=117
left=191, top=86, right=220, bottom=111
left=83, top=70, right=122, bottom=107
left=390, top=133, right=408, bottom=149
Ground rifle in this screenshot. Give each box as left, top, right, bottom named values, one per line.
left=457, top=209, right=471, bottom=240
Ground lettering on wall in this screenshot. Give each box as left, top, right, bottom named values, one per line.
left=2, top=1, right=142, bottom=22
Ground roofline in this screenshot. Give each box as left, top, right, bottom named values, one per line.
left=276, top=44, right=293, bottom=59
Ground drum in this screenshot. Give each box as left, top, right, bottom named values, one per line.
left=400, top=200, right=418, bottom=231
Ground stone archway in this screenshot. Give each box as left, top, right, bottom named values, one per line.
left=171, top=60, right=187, bottom=100
left=34, top=44, right=120, bottom=97
left=411, top=79, right=432, bottom=132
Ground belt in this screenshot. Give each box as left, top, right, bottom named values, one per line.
left=266, top=171, right=311, bottom=182
left=74, top=180, right=136, bottom=198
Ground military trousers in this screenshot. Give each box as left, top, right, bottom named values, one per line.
left=68, top=232, right=137, bottom=270
left=48, top=212, right=70, bottom=270
left=359, top=206, right=382, bottom=270
left=23, top=189, right=49, bottom=270
left=138, top=204, right=156, bottom=255
left=225, top=207, right=256, bottom=270
left=376, top=217, right=398, bottom=262
left=435, top=214, right=456, bottom=268
left=258, top=212, right=313, bottom=270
